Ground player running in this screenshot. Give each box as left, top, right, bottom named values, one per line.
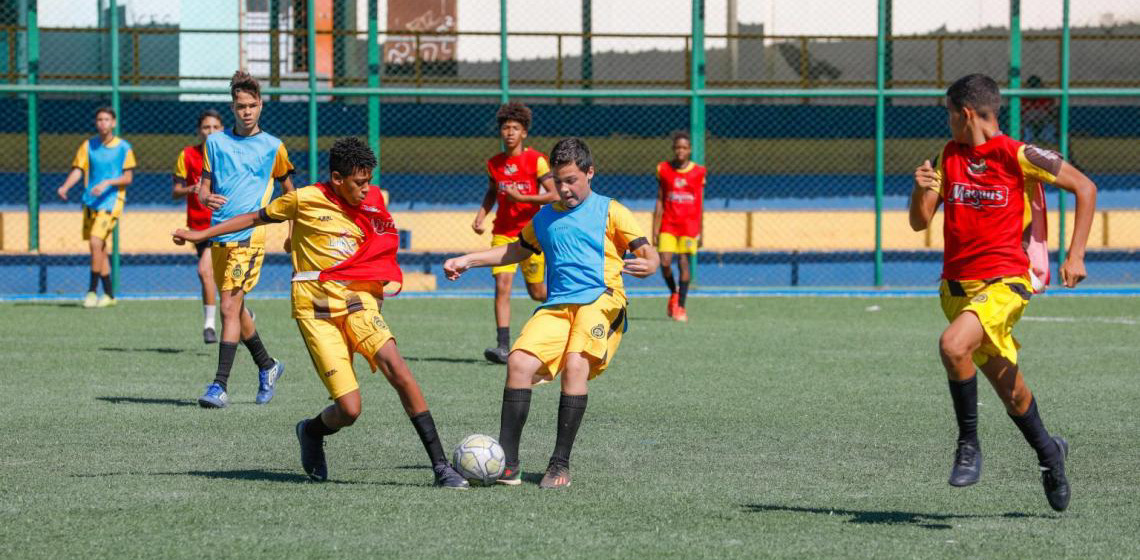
left=445, top=138, right=660, bottom=489
left=909, top=74, right=1097, bottom=512
left=651, top=131, right=705, bottom=322
left=195, top=71, right=294, bottom=408
left=471, top=102, right=558, bottom=364
left=55, top=106, right=136, bottom=308
left=174, top=137, right=468, bottom=488
left=171, top=109, right=224, bottom=343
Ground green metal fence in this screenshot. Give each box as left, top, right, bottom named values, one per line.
left=1, top=0, right=1138, bottom=298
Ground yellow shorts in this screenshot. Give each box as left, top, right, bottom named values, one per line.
left=490, top=234, right=545, bottom=284
left=296, top=308, right=394, bottom=400
left=512, top=291, right=628, bottom=383
left=658, top=232, right=697, bottom=255
left=82, top=206, right=120, bottom=242
left=940, top=276, right=1033, bottom=367
left=211, top=245, right=264, bottom=293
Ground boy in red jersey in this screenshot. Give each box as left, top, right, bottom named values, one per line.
left=172, top=109, right=225, bottom=343
left=651, top=131, right=705, bottom=322
left=471, top=102, right=558, bottom=363
left=909, top=74, right=1097, bottom=512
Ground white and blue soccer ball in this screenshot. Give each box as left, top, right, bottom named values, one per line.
left=452, top=434, right=506, bottom=485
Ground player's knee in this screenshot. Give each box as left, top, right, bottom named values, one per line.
left=336, top=400, right=361, bottom=425
left=506, top=351, right=537, bottom=382
left=939, top=331, right=973, bottom=363
left=660, top=254, right=674, bottom=269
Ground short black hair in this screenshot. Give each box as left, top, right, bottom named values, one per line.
left=672, top=130, right=691, bottom=143
left=946, top=74, right=1002, bottom=118
left=95, top=106, right=116, bottom=119
left=329, top=137, right=377, bottom=177
left=230, top=70, right=261, bottom=100
left=549, top=138, right=593, bottom=173
left=197, top=109, right=223, bottom=128
left=496, top=102, right=532, bottom=131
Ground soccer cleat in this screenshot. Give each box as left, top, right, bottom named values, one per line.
left=672, top=306, right=689, bottom=322
left=82, top=291, right=98, bottom=308
left=539, top=462, right=571, bottom=489
left=255, top=359, right=285, bottom=405
left=497, top=465, right=522, bottom=486
left=197, top=382, right=230, bottom=408
left=96, top=295, right=116, bottom=308
left=203, top=327, right=217, bottom=344
left=1040, top=436, right=1070, bottom=512
left=432, top=463, right=470, bottom=489
left=667, top=293, right=679, bottom=317
left=295, top=420, right=328, bottom=482
left=483, top=346, right=509, bottom=365
left=949, top=441, right=982, bottom=487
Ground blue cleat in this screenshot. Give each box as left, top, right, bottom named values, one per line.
left=198, top=382, right=229, bottom=408
left=255, top=359, right=284, bottom=405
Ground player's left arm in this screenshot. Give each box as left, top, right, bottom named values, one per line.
left=504, top=156, right=559, bottom=204
left=172, top=211, right=263, bottom=245
left=611, top=200, right=659, bottom=277
left=90, top=149, right=136, bottom=196
left=273, top=144, right=296, bottom=252
left=1049, top=161, right=1098, bottom=287
left=443, top=242, right=534, bottom=280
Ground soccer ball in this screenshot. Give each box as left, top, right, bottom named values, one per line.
left=452, top=434, right=506, bottom=485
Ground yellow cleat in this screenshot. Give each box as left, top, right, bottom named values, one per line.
left=96, top=295, right=117, bottom=308
left=82, top=292, right=98, bottom=308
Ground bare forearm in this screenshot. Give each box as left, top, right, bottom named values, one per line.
left=195, top=212, right=263, bottom=240
left=172, top=179, right=192, bottom=199
left=60, top=168, right=83, bottom=190
left=465, top=244, right=524, bottom=268
left=197, top=177, right=213, bottom=204
left=279, top=175, right=294, bottom=194
left=1066, top=182, right=1097, bottom=257
left=908, top=187, right=938, bottom=231
left=106, top=170, right=133, bottom=188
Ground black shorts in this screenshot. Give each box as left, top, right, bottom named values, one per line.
left=194, top=240, right=210, bottom=258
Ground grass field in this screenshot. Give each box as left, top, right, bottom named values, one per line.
left=2, top=295, right=1138, bottom=559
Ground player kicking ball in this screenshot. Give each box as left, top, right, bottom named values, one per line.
left=909, top=74, right=1097, bottom=511
left=174, top=137, right=468, bottom=488
left=445, top=138, right=659, bottom=489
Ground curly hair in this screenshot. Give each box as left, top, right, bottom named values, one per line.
left=946, top=74, right=1002, bottom=118
left=230, top=70, right=261, bottom=100
left=549, top=137, right=593, bottom=173
left=671, top=130, right=691, bottom=144
left=496, top=102, right=532, bottom=131
left=329, top=137, right=377, bottom=177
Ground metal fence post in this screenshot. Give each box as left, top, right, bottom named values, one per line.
left=873, top=0, right=886, bottom=286
left=367, top=0, right=380, bottom=182
left=26, top=0, right=38, bottom=252
left=110, top=0, right=121, bottom=293
left=500, top=0, right=508, bottom=103
left=307, top=0, right=318, bottom=184
left=1008, top=0, right=1022, bottom=139
left=689, top=0, right=705, bottom=283
left=1057, top=0, right=1070, bottom=267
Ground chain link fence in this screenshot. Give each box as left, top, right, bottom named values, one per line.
left=1, top=0, right=1137, bottom=298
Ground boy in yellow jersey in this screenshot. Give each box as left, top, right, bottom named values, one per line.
left=472, top=102, right=558, bottom=364
left=174, top=137, right=468, bottom=488
left=445, top=138, right=659, bottom=489
left=56, top=106, right=136, bottom=308
left=195, top=71, right=294, bottom=408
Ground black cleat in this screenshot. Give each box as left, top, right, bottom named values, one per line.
left=295, top=420, right=328, bottom=482
left=432, top=463, right=470, bottom=489
left=203, top=327, right=217, bottom=344
left=483, top=346, right=509, bottom=364
left=949, top=441, right=982, bottom=487
left=1041, top=436, right=1070, bottom=512
left=539, top=461, right=571, bottom=489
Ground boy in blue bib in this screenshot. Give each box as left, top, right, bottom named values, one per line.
left=445, top=138, right=660, bottom=489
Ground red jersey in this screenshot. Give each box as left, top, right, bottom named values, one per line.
left=173, top=144, right=212, bottom=231
left=487, top=148, right=551, bottom=237
left=935, top=135, right=1061, bottom=281
left=656, top=161, right=706, bottom=237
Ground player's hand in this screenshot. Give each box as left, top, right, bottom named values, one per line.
left=90, top=181, right=107, bottom=197
left=1059, top=254, right=1087, bottom=288
left=914, top=160, right=939, bottom=192
left=188, top=182, right=200, bottom=194
left=622, top=256, right=655, bottom=278
left=471, top=218, right=485, bottom=235
left=204, top=193, right=228, bottom=210
left=56, top=185, right=69, bottom=201
left=282, top=237, right=292, bottom=254
left=171, top=228, right=201, bottom=246
left=443, top=256, right=470, bottom=281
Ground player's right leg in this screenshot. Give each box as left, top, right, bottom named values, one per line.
left=938, top=309, right=985, bottom=487
left=84, top=236, right=103, bottom=308
left=196, top=242, right=218, bottom=344
left=675, top=249, right=692, bottom=322
left=498, top=349, right=546, bottom=485
left=485, top=271, right=514, bottom=364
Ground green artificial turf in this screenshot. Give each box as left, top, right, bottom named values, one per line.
left=1, top=296, right=1137, bottom=559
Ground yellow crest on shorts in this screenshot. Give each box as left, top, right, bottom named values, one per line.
left=972, top=293, right=988, bottom=303
left=230, top=264, right=243, bottom=280
left=372, top=315, right=388, bottom=331
left=590, top=324, right=605, bottom=339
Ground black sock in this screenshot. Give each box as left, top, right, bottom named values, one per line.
left=496, top=326, right=510, bottom=349
left=304, top=413, right=338, bottom=438
left=213, top=342, right=238, bottom=390
left=88, top=272, right=99, bottom=293
left=948, top=377, right=979, bottom=445
left=100, top=275, right=113, bottom=298
left=499, top=387, right=532, bottom=468
left=663, top=273, right=676, bottom=294
left=241, top=332, right=275, bottom=371
left=550, top=393, right=588, bottom=468
left=678, top=280, right=690, bottom=307
left=1010, top=398, right=1061, bottom=467
left=410, top=411, right=448, bottom=467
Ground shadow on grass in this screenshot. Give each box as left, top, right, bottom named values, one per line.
left=404, top=356, right=487, bottom=365
left=99, top=347, right=202, bottom=355
left=97, top=396, right=197, bottom=407
left=11, top=302, right=82, bottom=308
left=742, top=504, right=1048, bottom=530
left=72, top=469, right=421, bottom=487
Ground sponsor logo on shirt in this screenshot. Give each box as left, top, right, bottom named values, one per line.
left=673, top=177, right=689, bottom=188
left=504, top=163, right=518, bottom=174
left=967, top=158, right=988, bottom=175
left=946, top=182, right=1009, bottom=208
left=668, top=192, right=696, bottom=204
left=318, top=215, right=333, bottom=222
